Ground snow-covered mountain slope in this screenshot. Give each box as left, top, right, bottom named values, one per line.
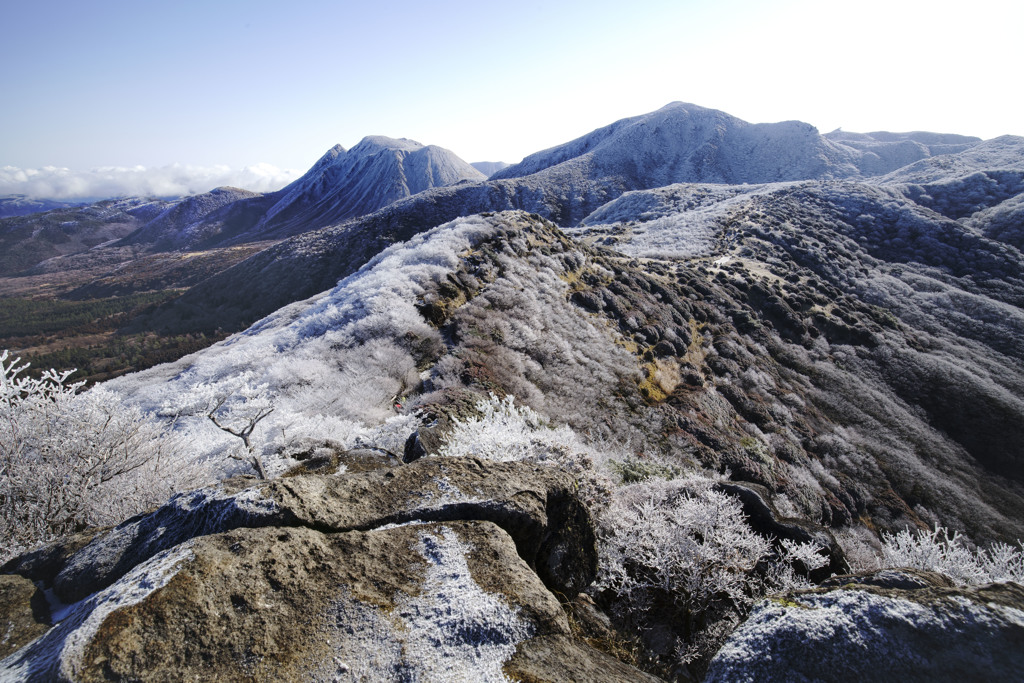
left=8, top=104, right=1024, bottom=683
left=107, top=206, right=1024, bottom=549
left=824, top=129, right=980, bottom=176
left=0, top=195, right=84, bottom=218
left=0, top=197, right=173, bottom=276
left=571, top=182, right=794, bottom=259
left=499, top=103, right=986, bottom=189
left=112, top=137, right=485, bottom=252
left=471, top=161, right=509, bottom=177
left=873, top=135, right=1024, bottom=184
left=111, top=211, right=641, bottom=461
left=127, top=104, right=1016, bottom=337
left=503, top=103, right=854, bottom=182
left=493, top=102, right=861, bottom=188
left=120, top=186, right=265, bottom=250
left=482, top=102, right=990, bottom=226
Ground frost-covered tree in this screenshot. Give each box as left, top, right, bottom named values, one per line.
left=1, top=351, right=199, bottom=561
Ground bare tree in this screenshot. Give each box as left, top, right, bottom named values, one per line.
left=206, top=392, right=274, bottom=479
left=169, top=376, right=277, bottom=480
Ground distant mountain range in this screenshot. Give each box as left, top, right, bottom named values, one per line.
left=122, top=105, right=1018, bottom=335
left=0, top=136, right=486, bottom=289
left=1, top=103, right=1006, bottom=282
left=0, top=195, right=85, bottom=219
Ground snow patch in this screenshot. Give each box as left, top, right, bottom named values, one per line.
left=571, top=182, right=796, bottom=259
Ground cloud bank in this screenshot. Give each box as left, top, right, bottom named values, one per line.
left=0, top=163, right=302, bottom=200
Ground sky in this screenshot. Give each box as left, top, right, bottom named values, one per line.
left=2, top=0, right=1021, bottom=199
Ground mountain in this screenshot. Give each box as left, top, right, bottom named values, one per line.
left=873, top=134, right=1024, bottom=184
left=105, top=136, right=487, bottom=254
left=116, top=192, right=1024, bottom=538
left=131, top=108, right=1003, bottom=337
left=118, top=105, right=1024, bottom=547
left=104, top=201, right=1024, bottom=675
left=0, top=197, right=172, bottom=277
left=824, top=129, right=980, bottom=176
left=494, top=102, right=864, bottom=184
left=241, top=136, right=487, bottom=242
left=118, top=186, right=265, bottom=250
left=0, top=195, right=85, bottom=219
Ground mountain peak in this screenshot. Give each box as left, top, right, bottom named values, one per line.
left=299, top=144, right=348, bottom=178
left=351, top=136, right=425, bottom=155
left=491, top=101, right=853, bottom=196
left=244, top=135, right=483, bottom=239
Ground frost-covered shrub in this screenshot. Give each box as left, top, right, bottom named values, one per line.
left=608, top=456, right=681, bottom=484
left=105, top=215, right=500, bottom=454
left=880, top=525, right=1024, bottom=585
left=593, top=475, right=827, bottom=674
left=1, top=351, right=205, bottom=561
left=349, top=412, right=423, bottom=457
left=436, top=394, right=612, bottom=511
left=437, top=394, right=579, bottom=462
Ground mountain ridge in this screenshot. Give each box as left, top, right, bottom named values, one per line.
left=3, top=101, right=1024, bottom=682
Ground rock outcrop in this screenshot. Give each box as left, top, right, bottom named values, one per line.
left=705, top=569, right=1024, bottom=682
left=0, top=575, right=49, bottom=659
left=1, top=457, right=656, bottom=682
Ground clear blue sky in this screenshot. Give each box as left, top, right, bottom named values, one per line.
left=2, top=0, right=1021, bottom=193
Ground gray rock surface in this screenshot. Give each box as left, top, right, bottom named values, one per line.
left=705, top=571, right=1024, bottom=682
left=0, top=529, right=100, bottom=587
left=818, top=567, right=955, bottom=590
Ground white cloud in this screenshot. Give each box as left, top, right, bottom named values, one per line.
left=0, top=163, right=301, bottom=200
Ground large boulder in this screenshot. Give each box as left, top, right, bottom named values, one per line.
left=1, top=458, right=647, bottom=681
left=1, top=458, right=597, bottom=604
left=705, top=569, right=1024, bottom=682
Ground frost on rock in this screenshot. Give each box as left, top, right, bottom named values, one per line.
left=411, top=475, right=480, bottom=509
left=0, top=543, right=194, bottom=681
left=705, top=587, right=1024, bottom=682
left=327, top=527, right=532, bottom=682
left=54, top=483, right=279, bottom=603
